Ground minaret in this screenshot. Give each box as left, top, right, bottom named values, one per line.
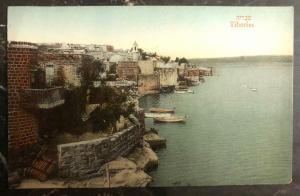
left=131, top=41, right=140, bottom=61
left=132, top=41, right=138, bottom=52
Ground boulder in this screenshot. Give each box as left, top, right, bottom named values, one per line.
left=87, top=169, right=152, bottom=188
left=98, top=157, right=137, bottom=174
left=127, top=146, right=159, bottom=171
left=143, top=132, right=166, bottom=149
left=17, top=157, right=153, bottom=188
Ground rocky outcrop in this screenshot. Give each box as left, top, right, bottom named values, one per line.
left=17, top=157, right=152, bottom=188
left=17, top=131, right=161, bottom=188
left=143, top=132, right=166, bottom=149
left=57, top=125, right=141, bottom=178
left=127, top=145, right=159, bottom=171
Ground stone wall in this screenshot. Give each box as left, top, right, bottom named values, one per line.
left=63, top=65, right=81, bottom=87
left=116, top=61, right=139, bottom=82
left=7, top=41, right=39, bottom=149
left=137, top=73, right=160, bottom=95
left=57, top=125, right=142, bottom=178
left=137, top=60, right=155, bottom=75
left=158, top=68, right=178, bottom=87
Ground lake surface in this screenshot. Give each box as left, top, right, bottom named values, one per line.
left=139, top=61, right=293, bottom=186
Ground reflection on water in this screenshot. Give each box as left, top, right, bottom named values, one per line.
left=139, top=62, right=293, bottom=186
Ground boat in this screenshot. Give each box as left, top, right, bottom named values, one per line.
left=175, top=85, right=188, bottom=90
left=250, top=88, right=257, bottom=91
left=174, top=90, right=186, bottom=94
left=188, top=81, right=200, bottom=86
left=149, top=107, right=175, bottom=113
left=175, top=89, right=194, bottom=94
left=153, top=116, right=186, bottom=123
left=145, top=112, right=172, bottom=118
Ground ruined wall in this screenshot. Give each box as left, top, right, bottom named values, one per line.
left=57, top=125, right=141, bottom=178
left=158, top=68, right=178, bottom=87
left=137, top=60, right=155, bottom=75
left=116, top=61, right=139, bottom=82
left=63, top=65, right=81, bottom=87
left=7, top=42, right=39, bottom=149
left=137, top=73, right=160, bottom=95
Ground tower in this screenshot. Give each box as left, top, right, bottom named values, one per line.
left=131, top=41, right=138, bottom=52
left=130, top=41, right=140, bottom=61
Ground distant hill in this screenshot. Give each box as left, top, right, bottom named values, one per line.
left=189, top=55, right=293, bottom=65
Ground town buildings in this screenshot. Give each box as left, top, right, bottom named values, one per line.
left=117, top=61, right=140, bottom=82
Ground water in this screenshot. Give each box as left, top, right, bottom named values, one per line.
left=139, top=61, right=293, bottom=186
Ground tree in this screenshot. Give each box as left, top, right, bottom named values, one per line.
left=39, top=87, right=87, bottom=137
left=79, top=55, right=105, bottom=88
left=90, top=86, right=134, bottom=132
left=138, top=48, right=147, bottom=60
left=93, top=59, right=105, bottom=73
left=161, top=56, right=170, bottom=64
left=108, top=63, right=117, bottom=74
left=179, top=57, right=189, bottom=65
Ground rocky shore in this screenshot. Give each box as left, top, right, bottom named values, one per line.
left=143, top=131, right=166, bottom=149
left=17, top=139, right=161, bottom=188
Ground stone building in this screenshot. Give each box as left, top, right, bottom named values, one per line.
left=137, top=60, right=156, bottom=75
left=63, top=65, right=81, bottom=87
left=8, top=41, right=65, bottom=150
left=198, top=66, right=213, bottom=76
left=137, top=72, right=160, bottom=95
left=38, top=52, right=82, bottom=87
left=156, top=63, right=178, bottom=88
left=185, top=68, right=201, bottom=77
left=116, top=61, right=140, bottom=82
left=185, top=67, right=213, bottom=78
left=177, top=63, right=187, bottom=78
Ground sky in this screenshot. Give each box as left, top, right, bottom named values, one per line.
left=8, top=6, right=293, bottom=59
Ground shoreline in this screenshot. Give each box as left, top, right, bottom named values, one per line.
left=16, top=131, right=164, bottom=188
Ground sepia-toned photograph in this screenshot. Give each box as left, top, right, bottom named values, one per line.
left=6, top=6, right=293, bottom=188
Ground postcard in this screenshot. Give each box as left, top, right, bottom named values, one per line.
left=6, top=6, right=293, bottom=188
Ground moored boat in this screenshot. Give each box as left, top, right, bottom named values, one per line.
left=174, top=89, right=194, bottom=94
left=153, top=116, right=186, bottom=123
left=145, top=112, right=172, bottom=118
left=189, top=81, right=200, bottom=86
left=175, top=85, right=188, bottom=90
left=174, top=90, right=186, bottom=94
left=149, top=107, right=175, bottom=113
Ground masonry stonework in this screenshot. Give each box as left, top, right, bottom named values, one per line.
left=57, top=125, right=141, bottom=178
left=116, top=61, right=140, bottom=82
left=8, top=42, right=39, bottom=149
left=137, top=73, right=160, bottom=95
left=158, top=68, right=178, bottom=87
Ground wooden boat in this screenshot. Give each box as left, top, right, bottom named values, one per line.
left=174, top=90, right=194, bottom=94
left=154, top=116, right=186, bottom=123
left=149, top=107, right=175, bottom=113
left=174, top=90, right=186, bottom=94
left=189, top=81, right=200, bottom=86
left=175, top=85, right=188, bottom=90
left=145, top=112, right=172, bottom=118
